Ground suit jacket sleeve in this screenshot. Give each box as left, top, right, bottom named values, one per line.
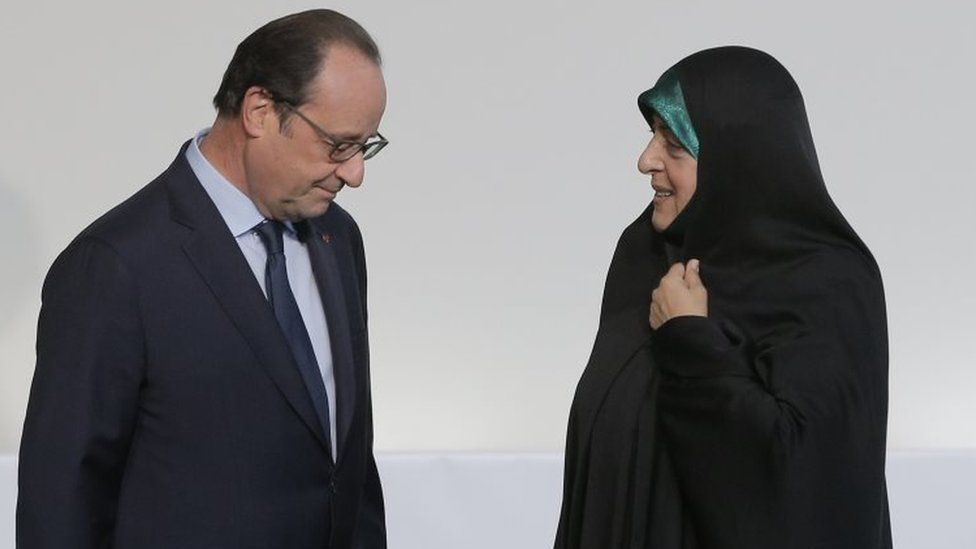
left=18, top=236, right=145, bottom=548
left=348, top=218, right=386, bottom=549
left=356, top=405, right=387, bottom=549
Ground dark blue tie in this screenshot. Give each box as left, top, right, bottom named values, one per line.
left=255, top=220, right=332, bottom=453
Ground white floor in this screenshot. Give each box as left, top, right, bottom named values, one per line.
left=1, top=451, right=974, bottom=548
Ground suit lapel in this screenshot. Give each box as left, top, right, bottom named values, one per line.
left=304, top=219, right=359, bottom=463
left=164, top=145, right=330, bottom=454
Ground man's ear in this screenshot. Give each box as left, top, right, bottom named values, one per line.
left=240, top=86, right=275, bottom=138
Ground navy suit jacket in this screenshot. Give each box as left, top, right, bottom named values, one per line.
left=18, top=143, right=386, bottom=549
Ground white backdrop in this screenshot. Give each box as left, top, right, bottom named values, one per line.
left=1, top=0, right=975, bottom=456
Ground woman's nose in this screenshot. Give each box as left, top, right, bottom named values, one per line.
left=638, top=139, right=662, bottom=175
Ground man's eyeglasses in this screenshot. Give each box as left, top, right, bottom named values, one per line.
left=275, top=99, right=388, bottom=162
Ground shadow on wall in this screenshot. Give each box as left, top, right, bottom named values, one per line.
left=0, top=178, right=41, bottom=334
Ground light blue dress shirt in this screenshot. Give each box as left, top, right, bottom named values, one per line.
left=186, top=129, right=337, bottom=457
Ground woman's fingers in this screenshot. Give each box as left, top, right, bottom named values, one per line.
left=684, top=258, right=704, bottom=288
left=666, top=262, right=686, bottom=280
left=650, top=260, right=708, bottom=329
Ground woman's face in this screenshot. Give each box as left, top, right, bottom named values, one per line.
left=638, top=114, right=698, bottom=232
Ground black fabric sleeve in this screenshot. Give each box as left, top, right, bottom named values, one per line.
left=650, top=267, right=887, bottom=547
left=17, top=237, right=145, bottom=549
left=652, top=316, right=754, bottom=379
left=652, top=314, right=805, bottom=546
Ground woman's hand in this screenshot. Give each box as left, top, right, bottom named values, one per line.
left=650, top=259, right=708, bottom=330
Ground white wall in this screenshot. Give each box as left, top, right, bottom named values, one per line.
left=1, top=0, right=974, bottom=454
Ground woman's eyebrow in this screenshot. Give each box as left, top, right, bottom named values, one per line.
left=650, top=115, right=671, bottom=132
left=654, top=121, right=675, bottom=136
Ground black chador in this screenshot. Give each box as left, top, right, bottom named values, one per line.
left=555, top=46, right=891, bottom=549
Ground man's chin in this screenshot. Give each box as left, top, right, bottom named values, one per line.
left=276, top=199, right=332, bottom=222
left=302, top=199, right=333, bottom=219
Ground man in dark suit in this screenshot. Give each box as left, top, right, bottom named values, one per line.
left=17, top=9, right=388, bottom=548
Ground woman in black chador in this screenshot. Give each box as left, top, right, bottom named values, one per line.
left=554, top=47, right=891, bottom=548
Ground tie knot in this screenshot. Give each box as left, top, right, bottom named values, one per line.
left=255, top=220, right=285, bottom=255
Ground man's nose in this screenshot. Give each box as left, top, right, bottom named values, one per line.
left=336, top=152, right=366, bottom=188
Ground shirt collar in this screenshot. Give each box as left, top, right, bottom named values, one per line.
left=185, top=128, right=270, bottom=238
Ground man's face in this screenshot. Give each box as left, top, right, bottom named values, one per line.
left=243, top=44, right=387, bottom=221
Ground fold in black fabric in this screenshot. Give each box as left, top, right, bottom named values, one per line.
left=555, top=46, right=891, bottom=549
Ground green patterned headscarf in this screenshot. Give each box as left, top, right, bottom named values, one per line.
left=637, top=68, right=700, bottom=158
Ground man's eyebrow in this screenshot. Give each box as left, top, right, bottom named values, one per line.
left=332, top=131, right=377, bottom=142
